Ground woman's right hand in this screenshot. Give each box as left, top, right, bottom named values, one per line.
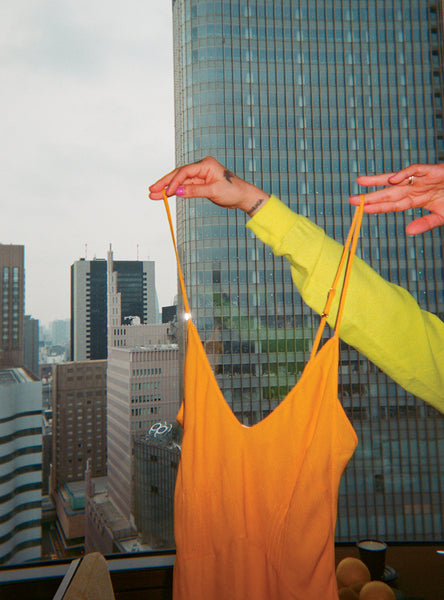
left=148, top=156, right=270, bottom=217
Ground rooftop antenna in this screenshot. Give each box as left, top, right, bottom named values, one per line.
left=137, top=244, right=140, bottom=261
left=85, top=243, right=87, bottom=260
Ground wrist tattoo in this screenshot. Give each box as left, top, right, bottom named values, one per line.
left=224, top=169, right=235, bottom=183
left=247, top=198, right=265, bottom=216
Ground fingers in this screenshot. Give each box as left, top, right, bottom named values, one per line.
left=149, top=162, right=206, bottom=196
left=354, top=165, right=430, bottom=192
left=149, top=157, right=222, bottom=200
left=350, top=173, right=397, bottom=206
left=355, top=165, right=424, bottom=188
left=350, top=185, right=406, bottom=207
left=355, top=173, right=395, bottom=187
left=360, top=197, right=413, bottom=214
left=388, top=163, right=424, bottom=185
left=406, top=212, right=444, bottom=235
left=176, top=181, right=216, bottom=199
left=148, top=168, right=179, bottom=200
left=163, top=161, right=212, bottom=197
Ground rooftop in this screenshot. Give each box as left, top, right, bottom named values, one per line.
left=0, top=367, right=34, bottom=386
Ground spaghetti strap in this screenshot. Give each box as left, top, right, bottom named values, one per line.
left=162, top=189, right=191, bottom=315
left=310, top=194, right=365, bottom=359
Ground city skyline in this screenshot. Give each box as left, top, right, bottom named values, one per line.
left=1, top=0, right=443, bottom=563
left=0, top=2, right=178, bottom=326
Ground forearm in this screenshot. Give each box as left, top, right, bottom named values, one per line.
left=247, top=195, right=444, bottom=412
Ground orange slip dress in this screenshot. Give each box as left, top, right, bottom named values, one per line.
left=162, top=191, right=365, bottom=600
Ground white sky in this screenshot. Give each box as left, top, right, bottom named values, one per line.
left=0, top=1, right=178, bottom=326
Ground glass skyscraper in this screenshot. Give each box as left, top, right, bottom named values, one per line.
left=172, top=0, right=444, bottom=541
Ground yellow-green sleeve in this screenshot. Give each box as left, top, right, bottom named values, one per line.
left=246, top=195, right=444, bottom=413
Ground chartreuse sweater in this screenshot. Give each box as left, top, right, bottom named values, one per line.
left=247, top=195, right=444, bottom=413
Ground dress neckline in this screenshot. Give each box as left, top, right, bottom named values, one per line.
left=186, top=318, right=339, bottom=433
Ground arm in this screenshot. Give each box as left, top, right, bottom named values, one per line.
left=248, top=196, right=444, bottom=412
left=150, top=157, right=444, bottom=412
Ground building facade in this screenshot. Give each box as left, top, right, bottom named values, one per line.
left=107, top=324, right=179, bottom=522
left=71, top=249, right=157, bottom=361
left=50, top=319, right=70, bottom=347
left=0, top=245, right=25, bottom=370
left=84, top=466, right=135, bottom=556
left=162, top=305, right=177, bottom=324
left=70, top=258, right=107, bottom=361
left=24, top=315, right=39, bottom=378
left=172, top=0, right=444, bottom=541
left=133, top=432, right=181, bottom=549
left=51, top=360, right=107, bottom=488
left=0, top=368, right=42, bottom=565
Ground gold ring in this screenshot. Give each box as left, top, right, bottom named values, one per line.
left=408, top=175, right=414, bottom=185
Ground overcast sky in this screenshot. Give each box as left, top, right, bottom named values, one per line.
left=0, top=1, right=177, bottom=326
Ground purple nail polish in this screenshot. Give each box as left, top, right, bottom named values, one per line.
left=176, top=186, right=185, bottom=196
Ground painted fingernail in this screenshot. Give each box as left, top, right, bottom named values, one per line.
left=176, top=186, right=185, bottom=196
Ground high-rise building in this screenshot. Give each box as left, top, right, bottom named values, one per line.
left=172, top=0, right=444, bottom=541
left=107, top=324, right=179, bottom=521
left=0, top=245, right=25, bottom=369
left=133, top=431, right=181, bottom=549
left=51, top=360, right=107, bottom=488
left=70, top=248, right=157, bottom=361
left=70, top=258, right=107, bottom=361
left=0, top=367, right=42, bottom=565
left=49, top=359, right=107, bottom=557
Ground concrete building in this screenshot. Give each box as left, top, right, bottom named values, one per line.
left=52, top=481, right=87, bottom=557
left=172, top=0, right=444, bottom=542
left=84, top=269, right=180, bottom=551
left=107, top=325, right=179, bottom=522
left=71, top=247, right=157, bottom=361
left=0, top=245, right=25, bottom=369
left=0, top=367, right=42, bottom=565
left=109, top=322, right=177, bottom=350
left=52, top=477, right=108, bottom=558
left=84, top=464, right=135, bottom=556
left=51, top=360, right=107, bottom=488
left=84, top=422, right=181, bottom=556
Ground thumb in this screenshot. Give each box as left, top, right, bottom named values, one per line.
left=406, top=213, right=444, bottom=234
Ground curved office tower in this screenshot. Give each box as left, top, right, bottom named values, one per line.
left=172, top=1, right=444, bottom=541
left=0, top=369, right=42, bottom=565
